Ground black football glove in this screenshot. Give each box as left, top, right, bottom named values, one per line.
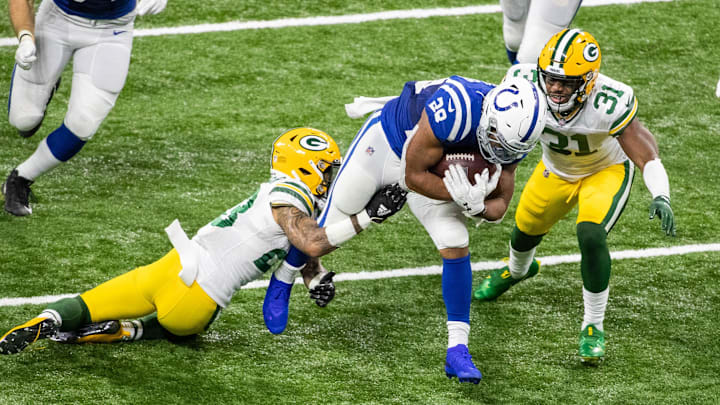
left=309, top=271, right=336, bottom=307
left=365, top=183, right=408, bottom=224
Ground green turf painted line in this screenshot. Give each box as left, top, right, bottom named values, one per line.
left=0, top=0, right=673, bottom=47
left=1, top=242, right=717, bottom=308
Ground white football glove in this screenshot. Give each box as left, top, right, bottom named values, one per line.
left=443, top=163, right=501, bottom=216
left=137, top=0, right=167, bottom=16
left=716, top=77, right=720, bottom=98
left=15, top=34, right=36, bottom=70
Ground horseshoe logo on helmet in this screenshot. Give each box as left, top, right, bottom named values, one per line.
left=494, top=87, right=520, bottom=112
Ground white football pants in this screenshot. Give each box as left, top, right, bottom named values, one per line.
left=319, top=111, right=469, bottom=250
left=500, top=0, right=582, bottom=64
left=8, top=0, right=134, bottom=140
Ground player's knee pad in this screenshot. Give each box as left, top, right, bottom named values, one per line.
left=500, top=0, right=530, bottom=21
left=576, top=222, right=608, bottom=257
left=510, top=226, right=544, bottom=252
left=8, top=76, right=49, bottom=131
left=534, top=0, right=582, bottom=27
left=8, top=109, right=45, bottom=132
left=408, top=194, right=469, bottom=250
left=500, top=0, right=529, bottom=51
left=320, top=168, right=379, bottom=226
left=65, top=74, right=119, bottom=140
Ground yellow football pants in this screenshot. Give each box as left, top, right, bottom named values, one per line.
left=80, top=249, right=218, bottom=336
left=515, top=159, right=634, bottom=236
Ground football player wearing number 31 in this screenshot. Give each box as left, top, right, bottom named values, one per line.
left=474, top=29, right=676, bottom=365
left=3, top=0, right=167, bottom=216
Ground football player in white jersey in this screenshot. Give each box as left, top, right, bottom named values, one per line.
left=0, top=128, right=407, bottom=355
left=2, top=0, right=167, bottom=216
left=263, top=78, right=547, bottom=384
left=501, top=0, right=583, bottom=65
left=473, top=29, right=676, bottom=365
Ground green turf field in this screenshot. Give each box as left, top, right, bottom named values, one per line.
left=1, top=1, right=719, bottom=403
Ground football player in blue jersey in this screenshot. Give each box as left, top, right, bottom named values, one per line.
left=501, top=0, right=583, bottom=65
left=263, top=77, right=548, bottom=384
left=0, top=128, right=407, bottom=355
left=3, top=0, right=168, bottom=216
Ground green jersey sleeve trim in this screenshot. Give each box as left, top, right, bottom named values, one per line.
left=270, top=181, right=313, bottom=215
left=610, top=96, right=638, bottom=137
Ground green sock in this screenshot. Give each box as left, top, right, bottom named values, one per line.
left=138, top=314, right=168, bottom=340
left=510, top=226, right=544, bottom=252
left=46, top=296, right=91, bottom=332
left=577, top=222, right=611, bottom=292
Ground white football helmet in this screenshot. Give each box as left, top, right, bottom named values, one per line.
left=477, top=77, right=548, bottom=164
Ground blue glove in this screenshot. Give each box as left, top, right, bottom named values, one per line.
left=648, top=196, right=676, bottom=236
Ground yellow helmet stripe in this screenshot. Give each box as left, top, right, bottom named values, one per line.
left=610, top=96, right=638, bottom=136
left=271, top=182, right=313, bottom=214
left=552, top=29, right=582, bottom=69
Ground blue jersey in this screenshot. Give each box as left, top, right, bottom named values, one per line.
left=53, top=0, right=136, bottom=20
left=380, top=76, right=495, bottom=157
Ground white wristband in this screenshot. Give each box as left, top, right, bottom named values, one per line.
left=17, top=29, right=33, bottom=42
left=642, top=158, right=670, bottom=200
left=324, top=211, right=372, bottom=247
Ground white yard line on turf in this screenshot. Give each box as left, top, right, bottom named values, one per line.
left=2, top=242, right=718, bottom=307
left=0, top=0, right=672, bottom=47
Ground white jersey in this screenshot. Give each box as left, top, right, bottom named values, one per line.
left=506, top=64, right=639, bottom=182
left=169, top=176, right=318, bottom=308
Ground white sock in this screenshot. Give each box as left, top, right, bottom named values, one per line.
left=16, top=138, right=62, bottom=181
left=447, top=321, right=470, bottom=348
left=38, top=309, right=62, bottom=327
left=508, top=243, right=536, bottom=279
left=582, top=287, right=609, bottom=331
left=121, top=320, right=142, bottom=340
left=274, top=261, right=303, bottom=284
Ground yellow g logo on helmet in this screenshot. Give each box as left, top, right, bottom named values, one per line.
left=537, top=29, right=601, bottom=114
left=271, top=128, right=342, bottom=197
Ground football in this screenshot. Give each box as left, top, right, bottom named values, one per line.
left=430, top=150, right=496, bottom=185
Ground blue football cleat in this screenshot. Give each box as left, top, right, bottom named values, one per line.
left=445, top=344, right=482, bottom=384
left=263, top=274, right=293, bottom=334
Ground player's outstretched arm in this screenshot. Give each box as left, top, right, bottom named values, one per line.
left=273, top=206, right=337, bottom=257
left=273, top=184, right=408, bottom=257
left=618, top=118, right=676, bottom=236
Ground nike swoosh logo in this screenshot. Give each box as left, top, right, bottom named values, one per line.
left=113, top=30, right=127, bottom=36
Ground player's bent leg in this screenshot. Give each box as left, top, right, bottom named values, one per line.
left=576, top=222, right=611, bottom=365
left=65, top=73, right=120, bottom=141
left=515, top=0, right=582, bottom=64
left=156, top=280, right=220, bottom=338
left=500, top=0, right=530, bottom=64
left=8, top=68, right=62, bottom=138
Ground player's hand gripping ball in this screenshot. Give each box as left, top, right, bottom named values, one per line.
left=430, top=151, right=496, bottom=185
